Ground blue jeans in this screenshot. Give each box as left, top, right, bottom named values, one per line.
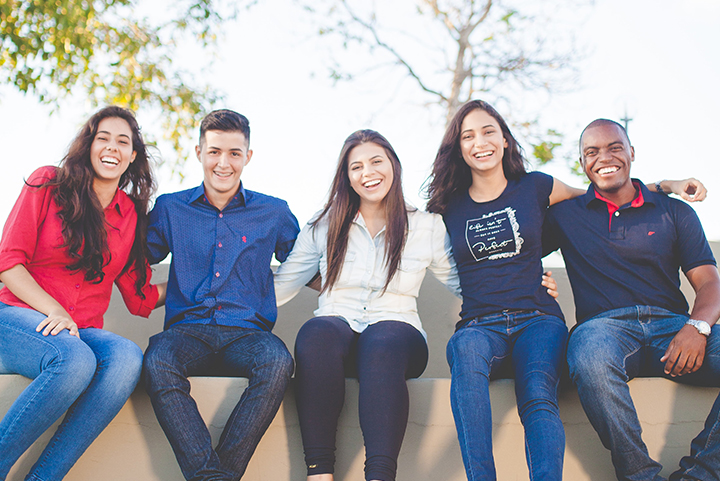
left=568, top=306, right=720, bottom=481
left=0, top=302, right=143, bottom=480
left=447, top=310, right=568, bottom=481
left=143, top=323, right=294, bottom=481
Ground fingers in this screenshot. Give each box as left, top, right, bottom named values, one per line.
left=542, top=271, right=559, bottom=299
left=36, top=314, right=79, bottom=337
left=660, top=326, right=706, bottom=376
left=680, top=178, right=707, bottom=202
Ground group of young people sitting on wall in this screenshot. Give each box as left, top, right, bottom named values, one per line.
left=0, top=101, right=718, bottom=481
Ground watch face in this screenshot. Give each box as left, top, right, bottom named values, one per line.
left=688, top=319, right=711, bottom=336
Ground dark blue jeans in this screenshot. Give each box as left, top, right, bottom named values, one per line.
left=568, top=306, right=720, bottom=481
left=294, top=317, right=428, bottom=481
left=447, top=310, right=568, bottom=481
left=143, top=323, right=293, bottom=481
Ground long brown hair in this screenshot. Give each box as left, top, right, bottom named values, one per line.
left=312, top=130, right=409, bottom=293
left=34, top=106, right=156, bottom=296
left=425, top=100, right=527, bottom=214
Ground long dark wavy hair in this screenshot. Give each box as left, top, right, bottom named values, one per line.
left=312, top=130, right=410, bottom=293
left=33, top=106, right=156, bottom=297
left=425, top=100, right=528, bottom=214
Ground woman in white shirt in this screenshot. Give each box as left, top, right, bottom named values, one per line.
left=273, top=130, right=462, bottom=481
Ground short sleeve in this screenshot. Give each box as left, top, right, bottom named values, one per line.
left=533, top=172, right=554, bottom=209
left=673, top=201, right=716, bottom=274
left=0, top=167, right=56, bottom=273
left=274, top=201, right=300, bottom=263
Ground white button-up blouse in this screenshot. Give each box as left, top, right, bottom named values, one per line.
left=274, top=209, right=461, bottom=339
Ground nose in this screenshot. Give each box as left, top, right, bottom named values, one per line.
left=217, top=152, right=229, bottom=167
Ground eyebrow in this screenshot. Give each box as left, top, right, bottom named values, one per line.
left=97, top=130, right=131, bottom=139
left=461, top=124, right=495, bottom=134
left=207, top=145, right=245, bottom=152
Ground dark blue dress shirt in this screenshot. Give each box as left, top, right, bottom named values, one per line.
left=148, top=183, right=300, bottom=331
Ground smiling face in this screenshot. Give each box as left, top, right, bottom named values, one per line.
left=197, top=129, right=253, bottom=209
left=580, top=122, right=635, bottom=201
left=90, top=117, right=137, bottom=189
left=347, top=142, right=394, bottom=209
left=459, top=108, right=509, bottom=177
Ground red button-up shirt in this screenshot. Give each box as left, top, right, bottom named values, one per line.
left=0, top=166, right=158, bottom=328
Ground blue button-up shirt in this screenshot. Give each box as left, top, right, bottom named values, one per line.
left=148, top=183, right=300, bottom=331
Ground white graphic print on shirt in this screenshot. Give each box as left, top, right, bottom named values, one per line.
left=465, top=207, right=523, bottom=261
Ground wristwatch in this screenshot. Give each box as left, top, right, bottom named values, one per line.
left=686, top=319, right=712, bottom=336
left=655, top=180, right=669, bottom=195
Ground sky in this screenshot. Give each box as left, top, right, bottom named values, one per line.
left=1, top=0, right=719, bottom=251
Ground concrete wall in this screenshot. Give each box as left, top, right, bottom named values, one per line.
left=2, top=242, right=719, bottom=480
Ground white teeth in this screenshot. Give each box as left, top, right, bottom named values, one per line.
left=101, top=157, right=119, bottom=165
left=598, top=166, right=618, bottom=175
left=214, top=172, right=232, bottom=177
left=364, top=179, right=381, bottom=187
left=474, top=151, right=493, bottom=158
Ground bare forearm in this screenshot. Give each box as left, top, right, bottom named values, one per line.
left=155, top=281, right=167, bottom=308
left=689, top=280, right=720, bottom=327
left=0, top=264, right=67, bottom=316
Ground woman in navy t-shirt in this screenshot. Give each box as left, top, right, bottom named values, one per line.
left=425, top=100, right=697, bottom=480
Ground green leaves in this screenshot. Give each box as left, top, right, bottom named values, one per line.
left=0, top=0, right=236, bottom=173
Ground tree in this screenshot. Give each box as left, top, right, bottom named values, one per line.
left=300, top=0, right=586, bottom=165
left=1, top=0, right=240, bottom=175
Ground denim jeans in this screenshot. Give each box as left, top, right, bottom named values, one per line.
left=0, top=302, right=143, bottom=480
left=143, top=323, right=294, bottom=481
left=447, top=310, right=568, bottom=481
left=568, top=306, right=720, bottom=481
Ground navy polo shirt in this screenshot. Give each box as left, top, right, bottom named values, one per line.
left=148, top=183, right=300, bottom=331
left=544, top=180, right=715, bottom=324
left=443, top=172, right=564, bottom=325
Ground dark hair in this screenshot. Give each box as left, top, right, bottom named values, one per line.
left=579, top=118, right=631, bottom=152
left=425, top=100, right=527, bottom=214
left=34, top=106, right=156, bottom=296
left=312, top=130, right=410, bottom=293
left=199, top=109, right=250, bottom=146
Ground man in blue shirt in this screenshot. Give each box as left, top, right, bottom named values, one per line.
left=545, top=119, right=720, bottom=480
left=143, top=110, right=300, bottom=480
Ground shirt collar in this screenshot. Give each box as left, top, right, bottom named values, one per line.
left=188, top=182, right=247, bottom=208
left=583, top=179, right=655, bottom=210
left=105, top=189, right=129, bottom=217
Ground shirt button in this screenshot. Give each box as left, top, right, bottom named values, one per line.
left=217, top=305, right=222, bottom=310
left=75, top=284, right=80, bottom=289
left=219, top=213, right=223, bottom=218
left=69, top=306, right=75, bottom=311
left=218, top=242, right=223, bottom=248
left=614, top=212, right=620, bottom=217
left=215, top=272, right=220, bottom=277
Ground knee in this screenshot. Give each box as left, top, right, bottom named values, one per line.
left=567, top=339, right=622, bottom=388
left=446, top=330, right=492, bottom=376
left=142, top=341, right=182, bottom=393
left=254, top=338, right=294, bottom=382
left=516, top=374, right=560, bottom=420
left=50, top=338, right=97, bottom=380
left=104, top=338, right=143, bottom=386
left=295, top=318, right=346, bottom=361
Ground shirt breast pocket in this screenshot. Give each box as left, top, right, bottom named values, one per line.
left=336, top=251, right=358, bottom=285
left=392, top=257, right=427, bottom=294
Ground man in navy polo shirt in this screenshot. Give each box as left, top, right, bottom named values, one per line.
left=143, top=109, right=300, bottom=480
left=544, top=119, right=720, bottom=480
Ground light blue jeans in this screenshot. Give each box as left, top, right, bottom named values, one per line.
left=0, top=302, right=143, bottom=480
left=568, top=306, right=720, bottom=481
left=447, top=310, right=568, bottom=481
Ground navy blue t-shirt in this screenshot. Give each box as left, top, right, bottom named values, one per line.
left=442, top=172, right=564, bottom=325
left=544, top=181, right=716, bottom=324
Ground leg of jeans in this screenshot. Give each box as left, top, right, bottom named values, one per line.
left=0, top=304, right=96, bottom=479
left=214, top=329, right=293, bottom=479
left=568, top=315, right=664, bottom=481
left=511, top=316, right=567, bottom=481
left=294, top=317, right=357, bottom=476
left=658, top=323, right=720, bottom=481
left=143, top=325, right=233, bottom=481
left=356, top=321, right=428, bottom=481
left=447, top=323, right=509, bottom=481
left=26, top=328, right=143, bottom=480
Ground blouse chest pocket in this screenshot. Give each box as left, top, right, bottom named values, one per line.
left=335, top=251, right=358, bottom=285
left=391, top=256, right=427, bottom=294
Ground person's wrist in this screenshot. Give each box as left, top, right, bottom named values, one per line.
left=686, top=319, right=711, bottom=337
left=655, top=180, right=669, bottom=195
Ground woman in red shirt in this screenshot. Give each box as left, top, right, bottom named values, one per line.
left=0, top=106, right=165, bottom=479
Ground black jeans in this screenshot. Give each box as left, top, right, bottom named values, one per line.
left=294, top=317, right=428, bottom=481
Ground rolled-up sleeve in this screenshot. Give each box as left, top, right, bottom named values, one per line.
left=274, top=222, right=322, bottom=306
left=427, top=214, right=461, bottom=297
